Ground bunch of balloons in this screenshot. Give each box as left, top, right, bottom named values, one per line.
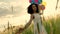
left=29, top=0, right=47, bottom=10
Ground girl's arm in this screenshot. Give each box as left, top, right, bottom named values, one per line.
left=24, top=14, right=33, bottom=29
left=15, top=14, right=33, bottom=34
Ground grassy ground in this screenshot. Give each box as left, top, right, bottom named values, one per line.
left=22, top=16, right=60, bottom=34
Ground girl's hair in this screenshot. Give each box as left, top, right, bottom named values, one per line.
left=27, top=3, right=39, bottom=14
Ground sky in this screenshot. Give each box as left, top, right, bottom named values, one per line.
left=0, top=0, right=60, bottom=31
left=0, top=0, right=30, bottom=31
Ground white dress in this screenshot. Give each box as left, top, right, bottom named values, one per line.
left=33, top=13, right=47, bottom=34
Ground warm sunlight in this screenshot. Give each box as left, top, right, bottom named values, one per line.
left=0, top=0, right=60, bottom=32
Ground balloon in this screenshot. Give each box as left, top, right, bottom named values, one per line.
left=42, top=2, right=47, bottom=6
left=29, top=0, right=42, bottom=4
left=39, top=4, right=45, bottom=10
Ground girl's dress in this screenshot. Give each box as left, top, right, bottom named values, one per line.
left=33, top=13, right=47, bottom=34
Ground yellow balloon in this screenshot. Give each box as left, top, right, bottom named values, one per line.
left=42, top=2, right=47, bottom=6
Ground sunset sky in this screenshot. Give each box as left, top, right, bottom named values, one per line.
left=0, top=0, right=60, bottom=31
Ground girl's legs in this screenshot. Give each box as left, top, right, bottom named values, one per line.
left=38, top=20, right=47, bottom=34
left=34, top=22, right=38, bottom=34
left=38, top=20, right=42, bottom=34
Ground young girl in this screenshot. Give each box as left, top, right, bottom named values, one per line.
left=15, top=3, right=47, bottom=34
left=27, top=3, right=47, bottom=34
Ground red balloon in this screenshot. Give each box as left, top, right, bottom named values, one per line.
left=39, top=5, right=45, bottom=10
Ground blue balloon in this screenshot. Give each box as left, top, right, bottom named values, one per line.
left=38, top=0, right=42, bottom=4
left=29, top=0, right=42, bottom=4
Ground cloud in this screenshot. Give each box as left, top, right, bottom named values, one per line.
left=0, top=2, right=24, bottom=17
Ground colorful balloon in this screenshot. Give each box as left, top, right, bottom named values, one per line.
left=42, top=1, right=47, bottom=6
left=39, top=4, right=45, bottom=10
left=29, top=0, right=42, bottom=4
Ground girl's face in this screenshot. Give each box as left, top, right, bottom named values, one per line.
left=32, top=5, right=37, bottom=12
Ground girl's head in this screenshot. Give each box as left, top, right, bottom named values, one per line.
left=27, top=4, right=39, bottom=14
